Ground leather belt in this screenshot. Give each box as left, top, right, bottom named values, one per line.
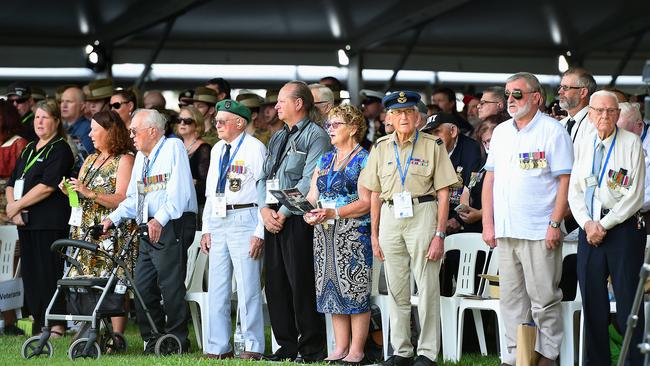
left=384, top=195, right=435, bottom=206
left=227, top=203, right=258, bottom=210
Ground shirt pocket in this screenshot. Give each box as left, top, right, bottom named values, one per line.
left=285, top=150, right=307, bottom=179
left=409, top=164, right=433, bottom=178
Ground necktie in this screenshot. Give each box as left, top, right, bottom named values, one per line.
left=566, top=118, right=576, bottom=136
left=269, top=126, right=298, bottom=178
left=585, top=142, right=604, bottom=218
left=136, top=157, right=149, bottom=224
left=218, top=144, right=231, bottom=193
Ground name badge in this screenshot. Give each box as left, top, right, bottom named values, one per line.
left=212, top=194, right=227, bottom=218
left=266, top=178, right=280, bottom=204
left=585, top=175, right=597, bottom=187
left=13, top=179, right=24, bottom=200
left=393, top=191, right=413, bottom=219
left=68, top=206, right=83, bottom=227
left=318, top=199, right=336, bottom=225
left=141, top=199, right=148, bottom=224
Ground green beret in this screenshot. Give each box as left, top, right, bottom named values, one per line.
left=216, top=99, right=251, bottom=123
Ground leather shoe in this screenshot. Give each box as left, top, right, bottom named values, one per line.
left=240, top=351, right=263, bottom=360
left=537, top=355, right=554, bottom=366
left=262, top=353, right=295, bottom=362
left=412, top=355, right=436, bottom=366
left=203, top=351, right=234, bottom=359
left=382, top=355, right=412, bottom=366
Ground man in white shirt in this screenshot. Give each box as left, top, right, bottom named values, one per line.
left=483, top=72, right=573, bottom=366
left=570, top=92, right=646, bottom=365
left=103, top=109, right=198, bottom=353
left=558, top=68, right=597, bottom=145
left=200, top=100, right=267, bottom=360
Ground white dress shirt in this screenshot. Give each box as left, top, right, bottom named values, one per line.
left=569, top=127, right=645, bottom=230
left=109, top=137, right=198, bottom=226
left=202, top=131, right=266, bottom=239
left=486, top=110, right=574, bottom=240
left=560, top=106, right=593, bottom=145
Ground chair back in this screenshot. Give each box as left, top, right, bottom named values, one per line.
left=185, top=231, right=202, bottom=287
left=444, top=233, right=490, bottom=297
left=0, top=225, right=19, bottom=282
left=187, top=251, right=208, bottom=293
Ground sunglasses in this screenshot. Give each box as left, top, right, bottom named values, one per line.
left=213, top=118, right=237, bottom=126
left=324, top=121, right=349, bottom=130
left=10, top=98, right=28, bottom=105
left=504, top=90, right=536, bottom=100
left=110, top=101, right=128, bottom=109
left=178, top=117, right=196, bottom=125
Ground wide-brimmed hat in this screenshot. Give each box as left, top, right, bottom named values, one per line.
left=189, top=86, right=219, bottom=105
left=86, top=78, right=114, bottom=101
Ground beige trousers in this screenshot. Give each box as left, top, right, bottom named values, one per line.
left=379, top=201, right=440, bottom=361
left=498, top=237, right=564, bottom=364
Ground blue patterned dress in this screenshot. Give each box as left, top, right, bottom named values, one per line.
left=314, top=148, right=372, bottom=314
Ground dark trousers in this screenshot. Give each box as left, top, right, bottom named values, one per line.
left=134, top=212, right=195, bottom=347
left=18, top=229, right=68, bottom=334
left=264, top=215, right=325, bottom=359
left=577, top=218, right=645, bottom=366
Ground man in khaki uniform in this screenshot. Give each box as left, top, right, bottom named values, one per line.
left=360, top=91, right=457, bottom=366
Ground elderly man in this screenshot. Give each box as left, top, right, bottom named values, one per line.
left=477, top=86, right=509, bottom=125
left=61, top=86, right=94, bottom=155
left=483, top=72, right=573, bottom=366
left=258, top=80, right=330, bottom=362
left=6, top=81, right=37, bottom=141
left=568, top=91, right=646, bottom=365
left=360, top=91, right=458, bottom=366
left=102, top=109, right=197, bottom=353
left=201, top=100, right=267, bottom=360
left=309, top=83, right=334, bottom=122
left=558, top=68, right=597, bottom=144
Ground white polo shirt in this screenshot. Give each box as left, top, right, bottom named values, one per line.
left=568, top=127, right=645, bottom=230
left=486, top=110, right=574, bottom=240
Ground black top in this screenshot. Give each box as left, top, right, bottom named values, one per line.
left=448, top=133, right=483, bottom=232
left=18, top=112, right=37, bottom=142
left=189, top=142, right=211, bottom=205
left=7, top=137, right=74, bottom=230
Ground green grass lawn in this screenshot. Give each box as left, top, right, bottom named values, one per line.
left=0, top=321, right=501, bottom=365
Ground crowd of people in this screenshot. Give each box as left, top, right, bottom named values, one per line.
left=0, top=68, right=649, bottom=366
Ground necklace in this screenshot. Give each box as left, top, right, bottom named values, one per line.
left=185, top=139, right=198, bottom=154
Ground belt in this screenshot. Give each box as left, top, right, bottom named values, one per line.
left=227, top=203, right=257, bottom=210
left=384, top=195, right=435, bottom=206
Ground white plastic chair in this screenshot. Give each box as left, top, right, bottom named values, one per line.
left=0, top=225, right=22, bottom=317
left=185, top=231, right=202, bottom=288
left=185, top=250, right=209, bottom=349
left=437, top=233, right=490, bottom=362
left=456, top=247, right=505, bottom=360
left=559, top=240, right=580, bottom=366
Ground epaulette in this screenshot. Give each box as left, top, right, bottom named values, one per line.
left=374, top=135, right=391, bottom=147
left=436, top=138, right=443, bottom=145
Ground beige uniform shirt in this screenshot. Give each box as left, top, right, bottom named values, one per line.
left=568, top=127, right=645, bottom=230
left=360, top=131, right=458, bottom=200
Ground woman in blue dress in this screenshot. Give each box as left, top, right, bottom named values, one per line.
left=304, top=104, right=372, bottom=364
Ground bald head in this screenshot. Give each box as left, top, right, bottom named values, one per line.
left=60, top=86, right=85, bottom=122
left=144, top=91, right=166, bottom=110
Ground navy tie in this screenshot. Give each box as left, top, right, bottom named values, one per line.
left=218, top=144, right=231, bottom=193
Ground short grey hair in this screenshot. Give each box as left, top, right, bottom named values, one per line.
left=483, top=86, right=505, bottom=104
left=505, top=72, right=542, bottom=94
left=619, top=102, right=642, bottom=123
left=562, top=67, right=597, bottom=96
left=308, top=83, right=334, bottom=103
left=133, top=108, right=166, bottom=131
left=589, top=90, right=619, bottom=106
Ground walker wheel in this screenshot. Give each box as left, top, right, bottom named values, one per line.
left=154, top=333, right=182, bottom=356
left=21, top=336, right=53, bottom=359
left=68, top=338, right=101, bottom=360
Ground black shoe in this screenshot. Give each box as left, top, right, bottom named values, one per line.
left=3, top=324, right=25, bottom=336
left=382, top=355, right=412, bottom=366
left=294, top=353, right=325, bottom=364
left=262, top=353, right=295, bottom=362
left=411, top=355, right=436, bottom=366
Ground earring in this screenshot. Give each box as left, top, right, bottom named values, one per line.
left=350, top=133, right=354, bottom=137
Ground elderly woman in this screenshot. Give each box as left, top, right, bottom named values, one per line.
left=110, top=89, right=138, bottom=129
left=5, top=100, right=74, bottom=337
left=176, top=105, right=211, bottom=227
left=304, top=104, right=371, bottom=363
left=60, top=110, right=135, bottom=335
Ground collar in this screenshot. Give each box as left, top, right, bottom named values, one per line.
left=388, top=130, right=418, bottom=146
left=224, top=130, right=245, bottom=147
left=568, top=105, right=589, bottom=122
left=596, top=128, right=617, bottom=147
left=145, top=135, right=165, bottom=157
left=448, top=136, right=459, bottom=157
left=511, top=110, right=542, bottom=132
left=285, top=117, right=309, bottom=133
left=67, top=116, right=89, bottom=129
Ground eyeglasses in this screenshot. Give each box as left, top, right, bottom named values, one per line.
left=388, top=108, right=416, bottom=116
left=109, top=101, right=128, bottom=109
left=324, top=121, right=349, bottom=130
left=558, top=85, right=583, bottom=91
left=213, top=118, right=237, bottom=126
left=10, top=98, right=28, bottom=105
left=178, top=118, right=196, bottom=125
left=478, top=100, right=499, bottom=106
left=315, top=101, right=330, bottom=105
left=504, top=90, right=535, bottom=100
left=589, top=106, right=620, bottom=115
left=129, top=127, right=147, bottom=137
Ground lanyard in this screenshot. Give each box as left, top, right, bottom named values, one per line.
left=218, top=133, right=245, bottom=192
left=393, top=131, right=419, bottom=189
left=20, top=137, right=63, bottom=178
left=326, top=144, right=360, bottom=192
left=81, top=154, right=112, bottom=186
left=269, top=120, right=311, bottom=179
left=21, top=111, right=33, bottom=124
left=142, top=137, right=166, bottom=182
left=642, top=123, right=649, bottom=142
left=592, top=128, right=617, bottom=188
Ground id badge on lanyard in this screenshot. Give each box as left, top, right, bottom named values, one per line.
left=13, top=179, right=24, bottom=200
left=212, top=193, right=227, bottom=218
left=266, top=178, right=280, bottom=204
left=393, top=191, right=413, bottom=219
left=68, top=207, right=83, bottom=227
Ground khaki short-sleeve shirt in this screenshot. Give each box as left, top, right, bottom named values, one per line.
left=360, top=131, right=458, bottom=200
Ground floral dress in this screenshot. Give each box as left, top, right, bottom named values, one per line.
left=313, top=148, right=372, bottom=314
left=69, top=154, right=137, bottom=277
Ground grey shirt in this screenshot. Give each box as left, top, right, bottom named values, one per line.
left=257, top=117, right=331, bottom=217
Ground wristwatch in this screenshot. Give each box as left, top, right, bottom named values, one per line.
left=548, top=220, right=561, bottom=229
left=435, top=231, right=446, bottom=239
left=334, top=208, right=340, bottom=220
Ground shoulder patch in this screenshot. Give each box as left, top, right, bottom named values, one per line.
left=436, top=138, right=443, bottom=145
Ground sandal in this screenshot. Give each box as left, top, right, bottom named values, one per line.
left=50, top=329, right=65, bottom=339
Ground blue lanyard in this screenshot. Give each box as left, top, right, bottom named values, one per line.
left=592, top=128, right=617, bottom=188
left=642, top=123, right=649, bottom=142
left=218, top=133, right=245, bottom=190
left=393, top=131, right=419, bottom=188
left=142, top=137, right=166, bottom=181
left=326, top=144, right=360, bottom=192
